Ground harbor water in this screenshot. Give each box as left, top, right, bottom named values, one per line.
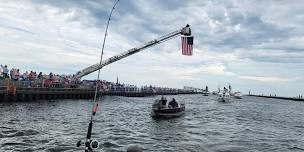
left=1, top=94, right=304, bottom=152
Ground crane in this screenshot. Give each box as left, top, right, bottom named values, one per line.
left=74, top=24, right=192, bottom=80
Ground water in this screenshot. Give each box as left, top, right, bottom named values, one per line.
left=1, top=95, right=304, bottom=152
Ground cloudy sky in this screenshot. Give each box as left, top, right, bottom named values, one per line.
left=0, top=0, right=303, bottom=96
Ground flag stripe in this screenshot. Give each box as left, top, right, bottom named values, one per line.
left=181, top=36, right=193, bottom=56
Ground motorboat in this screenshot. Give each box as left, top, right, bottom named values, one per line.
left=202, top=90, right=209, bottom=96
left=151, top=97, right=185, bottom=118
left=232, top=91, right=242, bottom=99
left=217, top=91, right=231, bottom=102
left=202, top=85, right=209, bottom=96
left=212, top=91, right=219, bottom=95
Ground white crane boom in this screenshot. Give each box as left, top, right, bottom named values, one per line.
left=74, top=25, right=191, bottom=79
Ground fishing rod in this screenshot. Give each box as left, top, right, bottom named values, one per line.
left=77, top=0, right=120, bottom=151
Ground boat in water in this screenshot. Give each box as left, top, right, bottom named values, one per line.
left=217, top=90, right=231, bottom=102
left=202, top=85, right=209, bottom=96
left=202, top=90, right=210, bottom=96
left=212, top=91, right=219, bottom=95
left=232, top=91, right=242, bottom=99
left=151, top=97, right=185, bottom=118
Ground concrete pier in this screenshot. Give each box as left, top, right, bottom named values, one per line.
left=248, top=94, right=304, bottom=102
left=0, top=86, right=200, bottom=102
left=0, top=86, right=96, bottom=102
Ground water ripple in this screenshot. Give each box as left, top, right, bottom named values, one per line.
left=1, top=95, right=304, bottom=151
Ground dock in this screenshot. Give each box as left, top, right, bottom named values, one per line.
left=248, top=94, right=304, bottom=102
left=0, top=86, right=199, bottom=102
left=0, top=86, right=95, bottom=102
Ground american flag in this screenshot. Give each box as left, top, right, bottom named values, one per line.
left=181, top=36, right=193, bottom=56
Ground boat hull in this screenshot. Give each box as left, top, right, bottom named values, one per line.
left=202, top=91, right=209, bottom=96
left=234, top=96, right=242, bottom=99
left=151, top=107, right=185, bottom=118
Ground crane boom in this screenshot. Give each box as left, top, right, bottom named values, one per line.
left=74, top=25, right=191, bottom=79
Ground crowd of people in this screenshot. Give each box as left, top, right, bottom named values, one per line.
left=1, top=65, right=187, bottom=92
left=0, top=64, right=74, bottom=87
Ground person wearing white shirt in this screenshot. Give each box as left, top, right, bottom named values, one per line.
left=2, top=65, right=9, bottom=79
left=0, top=64, right=3, bottom=78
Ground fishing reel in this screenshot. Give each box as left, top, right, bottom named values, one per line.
left=77, top=139, right=99, bottom=151
left=77, top=103, right=99, bottom=151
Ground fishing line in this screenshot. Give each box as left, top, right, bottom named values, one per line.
left=77, top=0, right=120, bottom=151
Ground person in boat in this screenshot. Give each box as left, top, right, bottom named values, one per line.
left=224, top=87, right=228, bottom=92
left=169, top=98, right=178, bottom=108
left=223, top=87, right=227, bottom=96
left=161, top=97, right=167, bottom=107
left=175, top=100, right=178, bottom=107
left=161, top=96, right=165, bottom=101
left=154, top=99, right=161, bottom=109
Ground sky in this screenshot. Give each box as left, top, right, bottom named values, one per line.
left=0, top=0, right=303, bottom=97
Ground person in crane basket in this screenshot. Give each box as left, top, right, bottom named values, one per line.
left=183, top=24, right=191, bottom=36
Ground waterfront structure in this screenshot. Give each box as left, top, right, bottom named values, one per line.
left=0, top=78, right=202, bottom=102
left=183, top=86, right=203, bottom=93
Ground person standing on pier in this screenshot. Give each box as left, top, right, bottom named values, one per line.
left=0, top=64, right=3, bottom=79
left=2, top=65, right=9, bottom=79
left=38, top=72, right=43, bottom=79
left=15, top=69, right=20, bottom=81
left=49, top=72, right=53, bottom=80
left=11, top=69, right=15, bottom=81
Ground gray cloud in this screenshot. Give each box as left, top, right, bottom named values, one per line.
left=1, top=0, right=304, bottom=96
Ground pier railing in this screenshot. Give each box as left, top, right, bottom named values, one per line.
left=0, top=79, right=78, bottom=89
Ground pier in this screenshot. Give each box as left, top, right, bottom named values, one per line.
left=0, top=84, right=200, bottom=102
left=248, top=94, right=304, bottom=102
left=0, top=87, right=95, bottom=102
